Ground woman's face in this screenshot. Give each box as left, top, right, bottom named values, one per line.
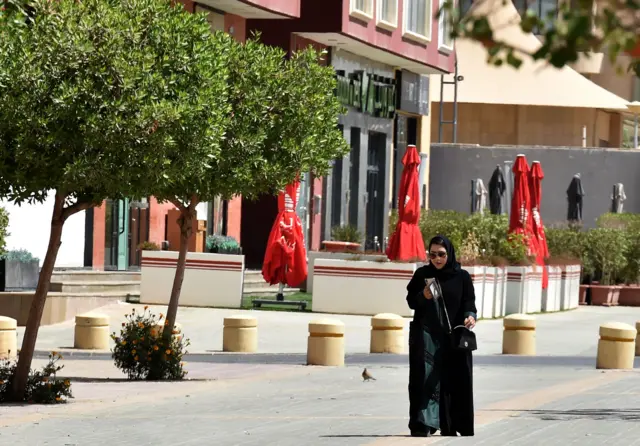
left=429, top=244, right=448, bottom=270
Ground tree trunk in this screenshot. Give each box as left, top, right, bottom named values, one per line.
left=162, top=206, right=194, bottom=344
left=9, top=192, right=66, bottom=401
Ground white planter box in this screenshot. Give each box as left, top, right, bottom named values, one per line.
left=312, top=259, right=416, bottom=317
left=140, top=251, right=244, bottom=308
left=542, top=266, right=562, bottom=312
left=506, top=266, right=531, bottom=315
left=305, top=251, right=387, bottom=292
left=559, top=264, right=581, bottom=310
left=526, top=266, right=543, bottom=314
left=465, top=266, right=486, bottom=319
left=482, top=267, right=496, bottom=319
left=492, top=267, right=507, bottom=318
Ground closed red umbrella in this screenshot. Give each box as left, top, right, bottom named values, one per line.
left=529, top=161, right=549, bottom=289
left=262, top=179, right=307, bottom=287
left=508, top=154, right=538, bottom=256
left=386, top=145, right=426, bottom=262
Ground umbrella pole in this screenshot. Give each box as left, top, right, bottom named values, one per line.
left=277, top=264, right=286, bottom=302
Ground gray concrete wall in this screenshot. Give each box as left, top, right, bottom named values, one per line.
left=429, top=144, right=640, bottom=227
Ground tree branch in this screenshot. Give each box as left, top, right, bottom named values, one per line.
left=61, top=200, right=94, bottom=221
left=170, top=199, right=187, bottom=212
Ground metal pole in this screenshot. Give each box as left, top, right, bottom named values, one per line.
left=504, top=161, right=513, bottom=219
left=452, top=58, right=459, bottom=144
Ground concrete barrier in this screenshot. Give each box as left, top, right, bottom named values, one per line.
left=223, top=315, right=257, bottom=353
left=0, top=316, right=17, bottom=359
left=502, top=314, right=536, bottom=355
left=370, top=313, right=404, bottom=354
left=596, top=322, right=637, bottom=369
left=74, top=313, right=110, bottom=350
left=307, top=319, right=345, bottom=366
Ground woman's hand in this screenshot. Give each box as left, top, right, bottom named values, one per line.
left=464, top=316, right=476, bottom=329
left=423, top=286, right=433, bottom=300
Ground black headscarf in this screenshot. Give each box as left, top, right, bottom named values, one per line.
left=424, top=234, right=461, bottom=280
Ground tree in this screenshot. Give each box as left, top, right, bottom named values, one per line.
left=0, top=0, right=230, bottom=399
left=439, top=0, right=640, bottom=75
left=0, top=207, right=8, bottom=255
left=154, top=36, right=349, bottom=345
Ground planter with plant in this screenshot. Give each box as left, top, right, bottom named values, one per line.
left=312, top=258, right=416, bottom=317
left=140, top=237, right=245, bottom=309
left=497, top=234, right=539, bottom=315
left=600, top=214, right=640, bottom=306
left=322, top=225, right=363, bottom=253
left=545, top=224, right=585, bottom=310
left=584, top=228, right=628, bottom=306
left=458, top=232, right=490, bottom=319
left=489, top=256, right=508, bottom=318
left=0, top=249, right=40, bottom=292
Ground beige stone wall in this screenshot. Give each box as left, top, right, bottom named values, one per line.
left=431, top=103, right=623, bottom=147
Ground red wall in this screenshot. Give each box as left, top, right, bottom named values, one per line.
left=244, top=0, right=300, bottom=18
left=92, top=203, right=106, bottom=270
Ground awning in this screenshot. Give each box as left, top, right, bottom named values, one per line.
left=431, top=0, right=629, bottom=111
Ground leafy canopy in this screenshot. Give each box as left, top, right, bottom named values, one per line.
left=0, top=0, right=230, bottom=209
left=439, top=0, right=640, bottom=76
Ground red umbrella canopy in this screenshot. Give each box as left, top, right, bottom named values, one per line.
left=262, top=179, right=308, bottom=287
left=529, top=161, right=549, bottom=288
left=386, top=145, right=426, bottom=262
left=508, top=155, right=538, bottom=256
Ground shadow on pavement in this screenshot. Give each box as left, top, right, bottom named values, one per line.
left=516, top=408, right=640, bottom=422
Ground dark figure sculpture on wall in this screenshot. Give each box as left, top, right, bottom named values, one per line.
left=488, top=165, right=506, bottom=215
left=567, top=174, right=585, bottom=222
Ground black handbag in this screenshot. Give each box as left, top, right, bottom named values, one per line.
left=430, top=278, right=478, bottom=352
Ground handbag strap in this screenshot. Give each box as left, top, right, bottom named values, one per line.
left=434, top=278, right=453, bottom=334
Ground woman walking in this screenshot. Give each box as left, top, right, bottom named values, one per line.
left=406, top=235, right=477, bottom=437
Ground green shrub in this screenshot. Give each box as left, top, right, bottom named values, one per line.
left=0, top=352, right=73, bottom=404
left=0, top=207, right=8, bottom=256
left=0, top=249, right=39, bottom=263
left=584, top=228, right=629, bottom=285
left=111, top=307, right=190, bottom=381
left=137, top=241, right=161, bottom=251
left=206, top=235, right=241, bottom=254
left=330, top=225, right=363, bottom=243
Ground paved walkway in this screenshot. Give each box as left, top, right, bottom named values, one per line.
left=16, top=302, right=640, bottom=357
left=1, top=358, right=639, bottom=445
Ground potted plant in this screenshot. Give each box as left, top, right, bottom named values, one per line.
left=0, top=249, right=40, bottom=292
left=322, top=225, right=362, bottom=253
left=545, top=224, right=586, bottom=310
left=137, top=241, right=161, bottom=252
left=206, top=235, right=242, bottom=255
left=585, top=228, right=628, bottom=306
left=614, top=217, right=640, bottom=306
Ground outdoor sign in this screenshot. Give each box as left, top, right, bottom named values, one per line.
left=335, top=69, right=396, bottom=119
left=396, top=69, right=430, bottom=116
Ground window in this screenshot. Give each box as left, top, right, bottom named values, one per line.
left=377, top=0, right=399, bottom=30
left=513, top=0, right=558, bottom=33
left=350, top=0, right=374, bottom=21
left=404, top=0, right=432, bottom=43
left=438, top=0, right=453, bottom=49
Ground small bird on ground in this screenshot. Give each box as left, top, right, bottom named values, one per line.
left=362, top=368, right=376, bottom=382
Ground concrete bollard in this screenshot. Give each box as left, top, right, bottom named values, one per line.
left=370, top=313, right=404, bottom=354
left=74, top=313, right=110, bottom=350
left=596, top=322, right=637, bottom=369
left=307, top=319, right=345, bottom=366
left=0, top=316, right=18, bottom=359
left=150, top=322, right=183, bottom=341
left=223, top=315, right=258, bottom=353
left=636, top=321, right=640, bottom=357
left=502, top=314, right=536, bottom=355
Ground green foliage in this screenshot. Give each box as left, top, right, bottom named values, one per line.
left=137, top=241, right=161, bottom=252
left=0, top=207, right=8, bottom=256
left=331, top=225, right=363, bottom=243
left=0, top=0, right=230, bottom=208
left=206, top=234, right=241, bottom=254
left=438, top=0, right=640, bottom=76
left=0, top=249, right=39, bottom=263
left=583, top=228, right=629, bottom=285
left=0, top=352, right=73, bottom=404
left=111, top=307, right=190, bottom=380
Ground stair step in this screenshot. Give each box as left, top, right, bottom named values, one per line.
left=51, top=271, right=141, bottom=282
left=243, top=287, right=300, bottom=297
left=50, top=281, right=141, bottom=294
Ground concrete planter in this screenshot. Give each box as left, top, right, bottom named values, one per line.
left=305, top=251, right=388, bottom=293
left=526, top=266, right=543, bottom=314
left=590, top=285, right=621, bottom=307
left=506, top=266, right=532, bottom=315
left=618, top=285, right=640, bottom=307
left=464, top=266, right=486, bottom=319
left=140, top=251, right=244, bottom=308
left=492, top=267, right=507, bottom=318
left=312, top=259, right=416, bottom=317
left=542, top=266, right=562, bottom=312
left=0, top=259, right=39, bottom=292
left=481, top=267, right=496, bottom=319
left=560, top=264, right=582, bottom=310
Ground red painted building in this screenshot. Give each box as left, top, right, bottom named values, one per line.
left=86, top=0, right=455, bottom=271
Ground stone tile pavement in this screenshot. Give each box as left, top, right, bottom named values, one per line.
left=1, top=358, right=639, bottom=445
left=16, top=302, right=640, bottom=358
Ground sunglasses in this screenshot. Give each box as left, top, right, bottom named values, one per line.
left=429, top=251, right=447, bottom=259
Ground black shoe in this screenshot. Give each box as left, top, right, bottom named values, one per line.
left=441, top=430, right=458, bottom=437
left=410, top=430, right=431, bottom=437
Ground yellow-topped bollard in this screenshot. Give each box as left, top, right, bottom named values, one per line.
left=74, top=313, right=110, bottom=350
left=307, top=319, right=345, bottom=366
left=0, top=316, right=17, bottom=359
left=370, top=313, right=405, bottom=354
left=596, top=322, right=637, bottom=369
left=502, top=314, right=536, bottom=355
left=223, top=315, right=258, bottom=353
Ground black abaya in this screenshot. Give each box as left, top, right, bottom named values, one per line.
left=406, top=235, right=477, bottom=437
